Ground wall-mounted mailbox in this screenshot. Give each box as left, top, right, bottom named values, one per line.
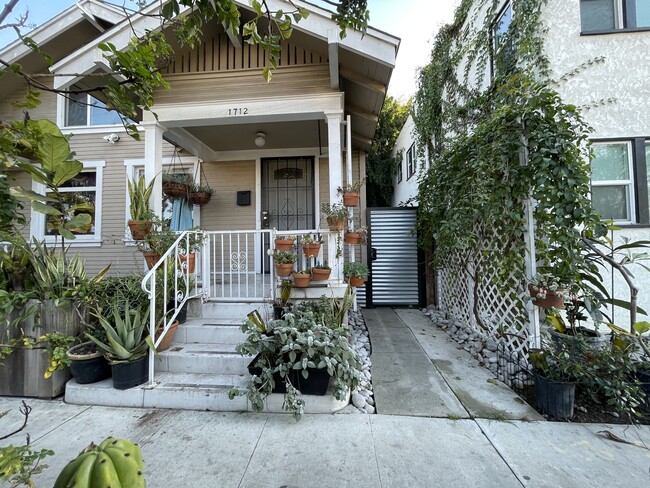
left=237, top=191, right=251, bottom=206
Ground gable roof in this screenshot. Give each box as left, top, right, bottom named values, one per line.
left=0, top=0, right=126, bottom=99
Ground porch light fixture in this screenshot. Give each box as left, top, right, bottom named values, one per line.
left=255, top=131, right=266, bottom=147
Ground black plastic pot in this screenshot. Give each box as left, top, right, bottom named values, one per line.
left=637, top=370, right=650, bottom=411
left=111, top=355, right=148, bottom=390
left=68, top=343, right=111, bottom=385
left=534, top=373, right=575, bottom=419
left=550, top=327, right=607, bottom=350
left=168, top=300, right=187, bottom=324
left=273, top=303, right=293, bottom=320
left=248, top=355, right=287, bottom=393
left=247, top=355, right=330, bottom=395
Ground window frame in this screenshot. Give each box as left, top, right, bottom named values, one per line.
left=590, top=140, right=638, bottom=224
left=397, top=156, right=403, bottom=183
left=490, top=1, right=514, bottom=80
left=580, top=0, right=650, bottom=34
left=406, top=143, right=416, bottom=180
left=30, top=160, right=105, bottom=247
left=60, top=93, right=125, bottom=129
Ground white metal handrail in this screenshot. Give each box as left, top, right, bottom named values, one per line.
left=141, top=230, right=204, bottom=385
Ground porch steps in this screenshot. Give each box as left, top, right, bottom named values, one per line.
left=64, top=302, right=349, bottom=413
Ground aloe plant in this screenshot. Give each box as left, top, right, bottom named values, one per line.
left=86, top=302, right=154, bottom=364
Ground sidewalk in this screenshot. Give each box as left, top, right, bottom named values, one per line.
left=0, top=397, right=649, bottom=487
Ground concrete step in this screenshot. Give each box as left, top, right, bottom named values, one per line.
left=65, top=374, right=350, bottom=413
left=201, top=302, right=271, bottom=321
left=155, top=343, right=251, bottom=375
left=181, top=323, right=247, bottom=345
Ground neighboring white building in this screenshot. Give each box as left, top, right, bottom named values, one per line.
left=399, top=0, right=650, bottom=325
left=391, top=114, right=427, bottom=206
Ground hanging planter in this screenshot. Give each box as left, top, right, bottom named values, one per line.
left=326, top=216, right=345, bottom=231
left=275, top=263, right=294, bottom=277
left=274, top=235, right=296, bottom=251
left=178, top=253, right=196, bottom=273
left=342, top=192, right=359, bottom=207
left=528, top=284, right=566, bottom=309
left=162, top=180, right=190, bottom=199
left=302, top=243, right=321, bottom=258
left=311, top=266, right=331, bottom=281
left=128, top=220, right=152, bottom=241
left=188, top=185, right=213, bottom=206
left=143, top=251, right=160, bottom=270
left=349, top=276, right=365, bottom=287
left=344, top=232, right=362, bottom=244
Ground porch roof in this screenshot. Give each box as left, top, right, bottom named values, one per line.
left=49, top=0, right=400, bottom=152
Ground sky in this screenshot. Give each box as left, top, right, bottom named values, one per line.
left=0, top=0, right=459, bottom=98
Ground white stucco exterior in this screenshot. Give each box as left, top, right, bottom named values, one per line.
left=391, top=115, right=427, bottom=206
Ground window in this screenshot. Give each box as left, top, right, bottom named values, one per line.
left=590, top=142, right=635, bottom=221
left=397, top=158, right=403, bottom=183
left=32, top=161, right=104, bottom=245
left=491, top=2, right=514, bottom=77
left=65, top=92, right=124, bottom=127
left=406, top=144, right=416, bottom=180
left=581, top=0, right=650, bottom=33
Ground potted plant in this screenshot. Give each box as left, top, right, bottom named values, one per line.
left=136, top=218, right=178, bottom=270
left=344, top=226, right=368, bottom=245
left=86, top=302, right=155, bottom=390
left=162, top=173, right=193, bottom=199
left=177, top=230, right=204, bottom=274
left=528, top=272, right=570, bottom=309
left=529, top=343, right=579, bottom=419
left=231, top=305, right=362, bottom=420
left=273, top=280, right=293, bottom=319
left=311, top=262, right=331, bottom=281
left=301, top=233, right=323, bottom=258
left=127, top=175, right=155, bottom=240
left=337, top=178, right=365, bottom=207
left=274, top=234, right=296, bottom=252
left=293, top=269, right=311, bottom=288
left=344, top=262, right=368, bottom=287
left=188, top=183, right=214, bottom=206
left=66, top=330, right=111, bottom=385
left=320, top=203, right=346, bottom=231
left=271, top=250, right=297, bottom=277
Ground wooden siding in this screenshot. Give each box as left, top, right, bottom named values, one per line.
left=163, top=32, right=326, bottom=75
left=0, top=77, right=57, bottom=121
left=155, top=64, right=332, bottom=106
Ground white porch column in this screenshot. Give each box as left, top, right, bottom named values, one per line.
left=142, top=121, right=165, bottom=218
left=326, top=111, right=344, bottom=281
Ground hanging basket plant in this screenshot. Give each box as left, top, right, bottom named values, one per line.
left=162, top=173, right=192, bottom=199
left=188, top=184, right=214, bottom=206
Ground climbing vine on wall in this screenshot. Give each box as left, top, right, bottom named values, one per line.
left=412, top=0, right=605, bottom=287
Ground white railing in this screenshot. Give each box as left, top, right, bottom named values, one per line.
left=141, top=230, right=204, bottom=385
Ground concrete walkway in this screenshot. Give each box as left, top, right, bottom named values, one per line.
left=0, top=397, right=649, bottom=487
left=365, top=308, right=542, bottom=420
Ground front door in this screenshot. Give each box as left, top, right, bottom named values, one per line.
left=261, top=157, right=315, bottom=270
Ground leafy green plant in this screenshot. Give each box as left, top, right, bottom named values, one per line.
left=529, top=272, right=571, bottom=302
left=275, top=280, right=292, bottom=308
left=162, top=173, right=193, bottom=186
left=320, top=203, right=346, bottom=221
left=313, top=261, right=331, bottom=270
left=343, top=262, right=368, bottom=279
left=190, top=182, right=214, bottom=195
left=302, top=233, right=323, bottom=245
left=127, top=175, right=155, bottom=221
left=271, top=251, right=297, bottom=264
left=230, top=309, right=361, bottom=421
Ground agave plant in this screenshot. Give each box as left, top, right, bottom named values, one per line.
left=86, top=302, right=154, bottom=364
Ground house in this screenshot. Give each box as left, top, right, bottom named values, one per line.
left=391, top=114, right=428, bottom=207
left=1, top=0, right=399, bottom=298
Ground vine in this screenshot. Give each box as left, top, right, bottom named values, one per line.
left=412, top=0, right=604, bottom=290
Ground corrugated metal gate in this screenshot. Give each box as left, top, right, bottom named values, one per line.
left=365, top=207, right=424, bottom=307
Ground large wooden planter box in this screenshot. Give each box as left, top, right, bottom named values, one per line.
left=0, top=300, right=81, bottom=398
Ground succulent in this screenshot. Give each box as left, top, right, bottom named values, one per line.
left=53, top=437, right=145, bottom=488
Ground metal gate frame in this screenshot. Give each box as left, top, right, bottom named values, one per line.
left=365, top=207, right=426, bottom=308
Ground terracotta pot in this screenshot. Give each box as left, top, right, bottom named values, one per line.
left=275, top=263, right=294, bottom=277
left=343, top=192, right=359, bottom=207
left=275, top=239, right=295, bottom=251
left=311, top=268, right=331, bottom=281
left=143, top=251, right=160, bottom=270
left=302, top=243, right=321, bottom=258
left=157, top=320, right=179, bottom=352
left=293, top=273, right=310, bottom=288
left=349, top=276, right=365, bottom=287
left=326, top=216, right=345, bottom=231
left=178, top=253, right=196, bottom=273
left=528, top=284, right=565, bottom=309
left=128, top=220, right=152, bottom=240
left=344, top=232, right=362, bottom=245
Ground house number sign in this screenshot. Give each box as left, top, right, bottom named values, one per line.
left=227, top=107, right=249, bottom=116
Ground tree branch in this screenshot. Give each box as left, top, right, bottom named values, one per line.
left=0, top=400, right=31, bottom=441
